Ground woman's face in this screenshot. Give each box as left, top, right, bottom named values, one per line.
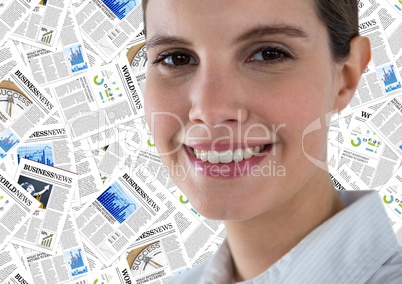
left=144, top=0, right=344, bottom=220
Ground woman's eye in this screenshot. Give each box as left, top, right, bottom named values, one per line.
left=155, top=52, right=197, bottom=66
left=249, top=49, right=288, bottom=62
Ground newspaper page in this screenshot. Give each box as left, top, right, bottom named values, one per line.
left=11, top=0, right=68, bottom=51
left=0, top=243, right=35, bottom=284
left=78, top=163, right=192, bottom=273
left=385, top=0, right=402, bottom=16
left=13, top=125, right=75, bottom=172
left=48, top=57, right=144, bottom=143
left=129, top=162, right=226, bottom=263
left=359, top=0, right=382, bottom=19
left=192, top=233, right=225, bottom=268
left=126, top=34, right=147, bottom=75
left=128, top=142, right=226, bottom=263
left=72, top=137, right=104, bottom=205
left=338, top=109, right=401, bottom=190
left=124, top=218, right=191, bottom=284
left=378, top=166, right=402, bottom=243
left=82, top=39, right=108, bottom=68
left=0, top=0, right=36, bottom=47
left=72, top=120, right=144, bottom=185
left=75, top=0, right=144, bottom=62
left=329, top=163, right=372, bottom=191
left=75, top=170, right=166, bottom=266
left=64, top=259, right=134, bottom=284
left=12, top=159, right=77, bottom=254
left=23, top=3, right=90, bottom=86
left=0, top=65, right=58, bottom=160
left=169, top=186, right=226, bottom=263
left=0, top=40, right=24, bottom=81
left=366, top=95, right=402, bottom=159
left=345, top=14, right=402, bottom=114
left=0, top=170, right=39, bottom=251
left=24, top=210, right=90, bottom=284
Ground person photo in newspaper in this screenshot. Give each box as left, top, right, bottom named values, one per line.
left=142, top=0, right=402, bottom=283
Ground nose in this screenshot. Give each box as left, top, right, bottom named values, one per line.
left=188, top=63, right=248, bottom=127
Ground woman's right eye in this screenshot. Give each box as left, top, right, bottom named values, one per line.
left=153, top=52, right=197, bottom=67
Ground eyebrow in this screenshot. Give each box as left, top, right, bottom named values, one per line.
left=146, top=24, right=310, bottom=49
left=233, top=24, right=310, bottom=44
left=147, top=36, right=192, bottom=49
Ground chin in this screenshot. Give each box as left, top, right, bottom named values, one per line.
left=187, top=192, right=265, bottom=221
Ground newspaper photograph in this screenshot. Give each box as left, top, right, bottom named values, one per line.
left=11, top=0, right=68, bottom=51
left=24, top=210, right=90, bottom=284
left=75, top=0, right=144, bottom=62
left=125, top=218, right=191, bottom=284
left=75, top=170, right=166, bottom=266
left=12, top=158, right=77, bottom=254
left=0, top=170, right=39, bottom=251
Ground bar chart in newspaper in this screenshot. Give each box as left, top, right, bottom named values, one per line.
left=102, top=0, right=140, bottom=20
left=97, top=182, right=138, bottom=223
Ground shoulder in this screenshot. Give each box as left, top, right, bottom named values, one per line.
left=167, top=264, right=208, bottom=284
left=366, top=249, right=402, bottom=283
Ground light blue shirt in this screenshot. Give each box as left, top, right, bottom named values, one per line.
left=170, top=191, right=402, bottom=283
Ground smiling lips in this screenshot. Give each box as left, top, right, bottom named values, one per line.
left=185, top=143, right=274, bottom=177
left=189, top=145, right=267, bottom=163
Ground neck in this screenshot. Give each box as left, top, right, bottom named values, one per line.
left=224, top=170, right=345, bottom=282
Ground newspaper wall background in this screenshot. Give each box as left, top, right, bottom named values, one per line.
left=0, top=0, right=401, bottom=283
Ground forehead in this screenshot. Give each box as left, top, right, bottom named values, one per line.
left=145, top=0, right=324, bottom=43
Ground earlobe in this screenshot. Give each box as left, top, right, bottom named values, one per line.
left=335, top=36, right=371, bottom=111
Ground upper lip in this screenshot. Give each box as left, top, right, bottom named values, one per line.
left=186, top=141, right=274, bottom=152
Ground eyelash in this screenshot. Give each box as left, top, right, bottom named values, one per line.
left=151, top=51, right=196, bottom=70
left=151, top=46, right=292, bottom=69
left=248, top=46, right=292, bottom=64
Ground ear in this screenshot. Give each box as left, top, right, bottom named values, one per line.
left=334, top=36, right=371, bottom=111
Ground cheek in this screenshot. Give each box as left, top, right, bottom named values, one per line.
left=144, top=79, right=187, bottom=153
left=252, top=78, right=333, bottom=159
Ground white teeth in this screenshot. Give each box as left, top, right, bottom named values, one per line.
left=200, top=150, right=208, bottom=161
left=208, top=150, right=220, bottom=164
left=233, top=149, right=243, bottom=162
left=243, top=147, right=254, bottom=159
left=192, top=145, right=267, bottom=163
left=219, top=150, right=233, bottom=163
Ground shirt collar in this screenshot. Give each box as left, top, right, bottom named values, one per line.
left=200, top=191, right=400, bottom=284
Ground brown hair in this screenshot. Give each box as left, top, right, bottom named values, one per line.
left=141, top=0, right=359, bottom=62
